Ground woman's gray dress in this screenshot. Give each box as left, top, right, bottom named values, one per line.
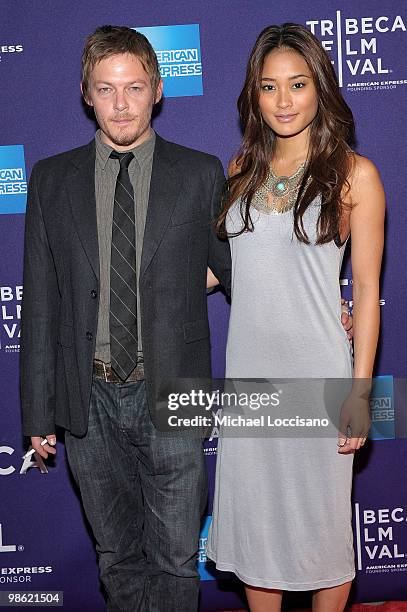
left=206, top=199, right=355, bottom=590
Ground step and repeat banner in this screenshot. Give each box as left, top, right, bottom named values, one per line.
left=1, top=1, right=406, bottom=610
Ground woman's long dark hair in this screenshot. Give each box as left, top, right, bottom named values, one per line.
left=217, top=23, right=355, bottom=244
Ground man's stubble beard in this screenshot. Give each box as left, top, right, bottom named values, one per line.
left=106, top=118, right=151, bottom=148
left=111, top=132, right=139, bottom=147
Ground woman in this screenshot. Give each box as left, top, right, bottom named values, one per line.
left=206, top=24, right=385, bottom=612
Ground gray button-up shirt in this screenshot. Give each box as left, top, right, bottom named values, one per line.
left=94, top=128, right=155, bottom=363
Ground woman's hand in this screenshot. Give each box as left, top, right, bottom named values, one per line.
left=338, top=384, right=371, bottom=453
left=341, top=299, right=353, bottom=341
left=207, top=267, right=220, bottom=289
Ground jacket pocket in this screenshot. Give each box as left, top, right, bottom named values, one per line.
left=171, top=217, right=208, bottom=228
left=182, top=319, right=210, bottom=344
left=57, top=324, right=74, bottom=347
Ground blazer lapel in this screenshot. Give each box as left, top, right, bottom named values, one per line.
left=66, top=141, right=99, bottom=280
left=140, top=135, right=182, bottom=278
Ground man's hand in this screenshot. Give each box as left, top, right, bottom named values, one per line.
left=31, top=435, right=57, bottom=459
left=341, top=299, right=353, bottom=341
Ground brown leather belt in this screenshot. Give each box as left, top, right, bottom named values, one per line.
left=93, top=360, right=145, bottom=383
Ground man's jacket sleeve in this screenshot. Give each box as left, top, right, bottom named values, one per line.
left=20, top=164, right=61, bottom=436
left=208, top=159, right=231, bottom=297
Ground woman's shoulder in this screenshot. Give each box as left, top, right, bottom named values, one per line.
left=348, top=153, right=381, bottom=186
left=347, top=153, right=385, bottom=208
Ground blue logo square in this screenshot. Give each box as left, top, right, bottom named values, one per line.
left=198, top=516, right=216, bottom=581
left=136, top=24, right=203, bottom=98
left=197, top=516, right=236, bottom=581
left=369, top=375, right=394, bottom=440
left=0, top=145, right=27, bottom=214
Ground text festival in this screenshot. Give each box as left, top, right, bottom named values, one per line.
left=363, top=508, right=406, bottom=561
left=307, top=14, right=405, bottom=77
left=0, top=286, right=22, bottom=349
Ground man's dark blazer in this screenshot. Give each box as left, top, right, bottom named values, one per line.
left=20, top=134, right=231, bottom=437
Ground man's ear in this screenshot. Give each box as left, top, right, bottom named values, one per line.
left=154, top=80, right=163, bottom=105
left=80, top=82, right=93, bottom=107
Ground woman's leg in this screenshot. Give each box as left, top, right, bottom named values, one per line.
left=312, top=582, right=352, bottom=612
left=245, top=585, right=283, bottom=612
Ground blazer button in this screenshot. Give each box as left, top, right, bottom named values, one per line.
left=91, top=290, right=97, bottom=299
left=86, top=331, right=93, bottom=341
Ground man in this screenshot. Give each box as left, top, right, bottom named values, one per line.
left=20, top=25, right=230, bottom=612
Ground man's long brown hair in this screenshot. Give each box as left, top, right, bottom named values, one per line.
left=217, top=24, right=355, bottom=244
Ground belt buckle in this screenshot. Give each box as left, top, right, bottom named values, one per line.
left=102, top=361, right=109, bottom=383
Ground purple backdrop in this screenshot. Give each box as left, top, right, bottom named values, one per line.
left=1, top=1, right=406, bottom=610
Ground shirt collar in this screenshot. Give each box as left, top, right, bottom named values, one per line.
left=95, top=128, right=156, bottom=170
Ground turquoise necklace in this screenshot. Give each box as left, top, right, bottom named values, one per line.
left=252, top=162, right=309, bottom=214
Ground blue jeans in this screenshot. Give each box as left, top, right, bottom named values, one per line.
left=65, top=378, right=207, bottom=612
